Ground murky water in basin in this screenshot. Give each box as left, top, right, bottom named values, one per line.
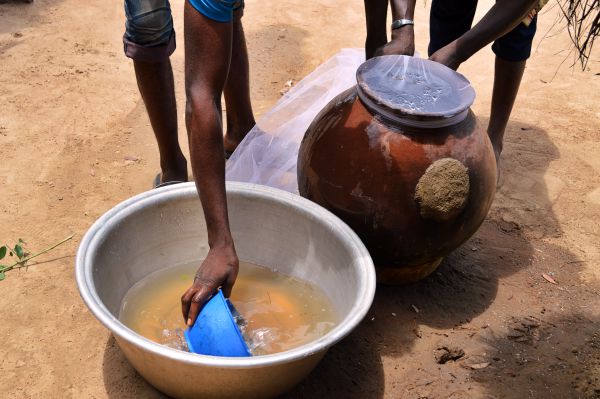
left=119, top=261, right=338, bottom=355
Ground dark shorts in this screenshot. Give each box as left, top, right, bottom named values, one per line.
left=428, top=0, right=537, bottom=62
left=123, top=0, right=244, bottom=63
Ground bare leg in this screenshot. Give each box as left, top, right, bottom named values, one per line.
left=133, top=59, right=188, bottom=183
left=223, top=14, right=255, bottom=153
left=364, top=0, right=389, bottom=59
left=488, top=56, right=526, bottom=162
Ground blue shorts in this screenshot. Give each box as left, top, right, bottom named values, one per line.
left=123, top=0, right=244, bottom=62
left=428, top=0, right=537, bottom=62
left=188, top=0, right=244, bottom=23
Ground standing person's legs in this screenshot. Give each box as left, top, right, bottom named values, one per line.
left=133, top=60, right=188, bottom=183
left=223, top=5, right=255, bottom=156
left=124, top=0, right=187, bottom=184
left=364, top=0, right=389, bottom=59
left=488, top=17, right=537, bottom=162
left=488, top=58, right=526, bottom=161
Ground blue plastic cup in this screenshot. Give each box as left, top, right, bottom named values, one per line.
left=184, top=290, right=251, bottom=357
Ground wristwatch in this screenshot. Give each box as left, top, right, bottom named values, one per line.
left=391, top=19, right=414, bottom=30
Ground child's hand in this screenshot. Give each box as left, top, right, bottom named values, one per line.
left=181, top=245, right=239, bottom=327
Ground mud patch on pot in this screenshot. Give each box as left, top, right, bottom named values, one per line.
left=414, top=158, right=470, bottom=222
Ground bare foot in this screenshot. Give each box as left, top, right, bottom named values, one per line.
left=224, top=124, right=253, bottom=154
left=160, top=154, right=188, bottom=184
left=493, top=148, right=503, bottom=189
left=490, top=139, right=503, bottom=188
left=223, top=134, right=240, bottom=155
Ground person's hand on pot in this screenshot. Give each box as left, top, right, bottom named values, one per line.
left=375, top=25, right=415, bottom=57
left=429, top=40, right=465, bottom=71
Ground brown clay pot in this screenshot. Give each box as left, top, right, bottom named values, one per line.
left=297, top=56, right=497, bottom=284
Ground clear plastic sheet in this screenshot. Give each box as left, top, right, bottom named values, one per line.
left=225, top=48, right=366, bottom=194
left=224, top=50, right=472, bottom=193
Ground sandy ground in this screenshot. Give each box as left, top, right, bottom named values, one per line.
left=1, top=0, right=599, bottom=398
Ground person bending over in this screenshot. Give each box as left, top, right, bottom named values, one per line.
left=179, top=0, right=255, bottom=327
left=124, top=0, right=255, bottom=325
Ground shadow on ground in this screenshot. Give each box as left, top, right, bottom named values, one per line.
left=0, top=0, right=60, bottom=34
left=283, top=326, right=385, bottom=398
left=0, top=0, right=69, bottom=56
left=472, top=312, right=600, bottom=398
left=103, top=336, right=167, bottom=399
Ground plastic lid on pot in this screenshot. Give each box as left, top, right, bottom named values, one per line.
left=356, top=55, right=475, bottom=128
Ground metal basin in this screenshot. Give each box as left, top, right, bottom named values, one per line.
left=76, top=182, right=376, bottom=398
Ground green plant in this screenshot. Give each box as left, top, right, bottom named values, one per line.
left=0, top=234, right=74, bottom=280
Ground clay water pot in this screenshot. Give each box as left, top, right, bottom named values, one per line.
left=298, top=55, right=497, bottom=284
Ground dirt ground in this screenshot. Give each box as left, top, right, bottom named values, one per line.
left=1, top=0, right=599, bottom=398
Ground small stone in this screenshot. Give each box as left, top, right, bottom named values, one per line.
left=435, top=346, right=465, bottom=364
left=464, top=362, right=490, bottom=370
